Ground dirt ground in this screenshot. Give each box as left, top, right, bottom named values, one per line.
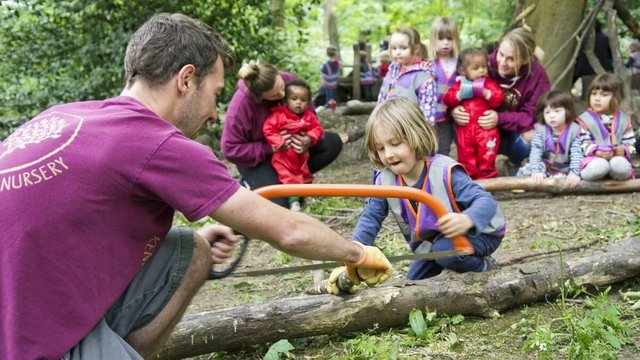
left=180, top=152, right=640, bottom=358
left=179, top=110, right=640, bottom=358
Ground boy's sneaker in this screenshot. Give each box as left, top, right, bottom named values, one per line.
left=290, top=201, right=301, bottom=212
left=484, top=256, right=502, bottom=271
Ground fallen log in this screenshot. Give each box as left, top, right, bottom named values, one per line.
left=157, top=236, right=640, bottom=360
left=476, top=176, right=640, bottom=194
left=340, top=99, right=377, bottom=115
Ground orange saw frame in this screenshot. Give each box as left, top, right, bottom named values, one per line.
left=253, top=183, right=475, bottom=255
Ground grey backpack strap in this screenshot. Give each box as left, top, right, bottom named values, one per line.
left=379, top=169, right=413, bottom=240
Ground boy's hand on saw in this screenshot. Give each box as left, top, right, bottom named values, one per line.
left=345, top=242, right=392, bottom=287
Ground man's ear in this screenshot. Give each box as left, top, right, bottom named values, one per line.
left=177, top=64, right=196, bottom=95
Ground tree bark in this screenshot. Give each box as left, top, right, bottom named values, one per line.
left=476, top=176, right=640, bottom=194
left=613, top=0, right=640, bottom=41
left=157, top=237, right=640, bottom=359
left=324, top=0, right=340, bottom=49
left=270, top=0, right=285, bottom=28
left=524, top=0, right=587, bottom=91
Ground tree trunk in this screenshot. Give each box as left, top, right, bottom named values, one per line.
left=324, top=0, right=340, bottom=49
left=476, top=176, right=640, bottom=194
left=524, top=0, right=587, bottom=91
left=157, top=237, right=640, bottom=359
left=270, top=0, right=285, bottom=28
left=352, top=43, right=361, bottom=100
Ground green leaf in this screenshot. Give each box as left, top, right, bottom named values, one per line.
left=264, top=339, right=295, bottom=360
left=233, top=281, right=253, bottom=289
left=408, top=309, right=426, bottom=337
left=451, top=314, right=465, bottom=325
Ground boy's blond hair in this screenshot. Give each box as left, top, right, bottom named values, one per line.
left=428, top=17, right=460, bottom=61
left=365, top=97, right=438, bottom=169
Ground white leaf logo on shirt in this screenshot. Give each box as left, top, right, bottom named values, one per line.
left=0, top=115, right=69, bottom=160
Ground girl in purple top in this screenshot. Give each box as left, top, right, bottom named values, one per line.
left=221, top=62, right=343, bottom=207
left=351, top=97, right=504, bottom=280
left=429, top=16, right=460, bottom=156
left=452, top=28, right=551, bottom=171
left=377, top=26, right=438, bottom=125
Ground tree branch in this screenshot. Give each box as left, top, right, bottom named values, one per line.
left=613, top=0, right=640, bottom=41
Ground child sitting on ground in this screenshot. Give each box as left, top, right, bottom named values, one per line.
left=577, top=73, right=636, bottom=181
left=516, top=90, right=583, bottom=187
left=327, top=97, right=505, bottom=291
left=263, top=79, right=325, bottom=211
left=443, top=47, right=504, bottom=179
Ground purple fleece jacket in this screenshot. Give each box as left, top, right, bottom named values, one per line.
left=488, top=51, right=550, bottom=134
left=221, top=71, right=297, bottom=167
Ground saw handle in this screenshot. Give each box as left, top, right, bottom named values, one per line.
left=253, top=184, right=474, bottom=255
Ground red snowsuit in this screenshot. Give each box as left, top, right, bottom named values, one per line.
left=263, top=105, right=325, bottom=184
left=443, top=77, right=504, bottom=179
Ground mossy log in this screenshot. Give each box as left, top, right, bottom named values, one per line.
left=477, top=176, right=640, bottom=194
left=157, top=236, right=640, bottom=359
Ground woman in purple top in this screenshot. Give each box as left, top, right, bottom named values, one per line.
left=222, top=61, right=342, bottom=207
left=451, top=28, right=551, bottom=171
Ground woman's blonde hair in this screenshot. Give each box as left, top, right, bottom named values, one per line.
left=237, top=60, right=279, bottom=98
left=428, top=17, right=460, bottom=60
left=365, top=97, right=438, bottom=169
left=499, top=28, right=536, bottom=75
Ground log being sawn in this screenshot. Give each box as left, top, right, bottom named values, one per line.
left=157, top=236, right=640, bottom=360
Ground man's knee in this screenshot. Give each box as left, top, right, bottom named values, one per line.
left=189, top=232, right=213, bottom=283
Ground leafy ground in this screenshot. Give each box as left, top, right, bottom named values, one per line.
left=174, top=151, right=640, bottom=359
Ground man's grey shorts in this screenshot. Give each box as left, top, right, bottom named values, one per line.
left=62, top=227, right=194, bottom=360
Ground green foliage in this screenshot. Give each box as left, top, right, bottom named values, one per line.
left=516, top=238, right=638, bottom=358
left=341, top=330, right=401, bottom=360
left=0, top=0, right=289, bottom=136
left=302, top=196, right=363, bottom=217
left=264, top=339, right=295, bottom=360
left=408, top=308, right=464, bottom=348
left=270, top=251, right=293, bottom=266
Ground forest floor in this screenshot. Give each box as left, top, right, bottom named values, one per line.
left=177, top=110, right=640, bottom=359
left=181, top=160, right=640, bottom=359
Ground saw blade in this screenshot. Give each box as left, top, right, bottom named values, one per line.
left=230, top=249, right=461, bottom=277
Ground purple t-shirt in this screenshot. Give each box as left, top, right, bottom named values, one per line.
left=0, top=96, right=240, bottom=359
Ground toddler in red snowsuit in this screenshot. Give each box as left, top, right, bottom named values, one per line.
left=263, top=79, right=324, bottom=210
left=444, top=47, right=504, bottom=179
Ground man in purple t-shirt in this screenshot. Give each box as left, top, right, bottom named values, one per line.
left=0, top=13, right=392, bottom=359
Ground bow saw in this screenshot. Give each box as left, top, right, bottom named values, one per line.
left=208, top=184, right=474, bottom=279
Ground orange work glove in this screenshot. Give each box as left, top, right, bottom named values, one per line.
left=345, top=241, right=392, bottom=287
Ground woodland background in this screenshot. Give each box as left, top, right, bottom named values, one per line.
left=1, top=0, right=640, bottom=140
